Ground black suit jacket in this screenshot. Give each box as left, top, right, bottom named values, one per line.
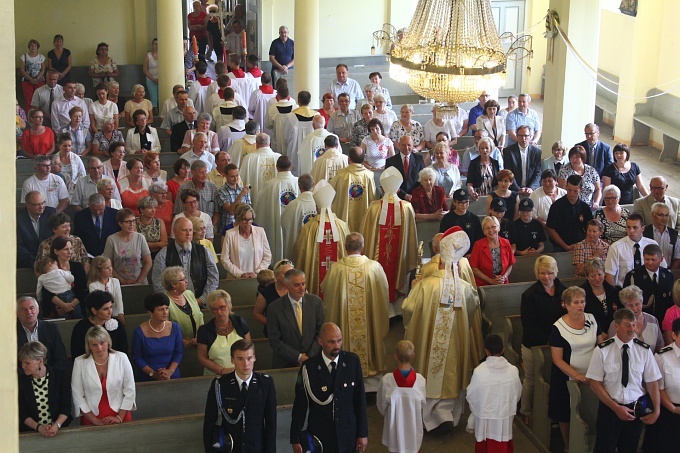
left=290, top=351, right=368, bottom=451
left=203, top=372, right=277, bottom=453
left=18, top=367, right=72, bottom=432
left=266, top=294, right=324, bottom=368
left=581, top=281, right=620, bottom=332
left=623, top=266, right=674, bottom=324
left=17, top=320, right=69, bottom=372
left=466, top=157, right=502, bottom=191
left=17, top=207, right=56, bottom=268
left=170, top=121, right=194, bottom=152
left=643, top=224, right=679, bottom=265
left=385, top=152, right=426, bottom=198
left=502, top=144, right=542, bottom=190
left=73, top=207, right=120, bottom=257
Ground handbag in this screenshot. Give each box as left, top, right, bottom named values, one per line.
left=210, top=378, right=234, bottom=453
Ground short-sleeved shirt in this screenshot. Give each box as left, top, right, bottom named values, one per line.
left=513, top=218, right=545, bottom=251
left=655, top=342, right=680, bottom=404
left=103, top=232, right=151, bottom=284
left=546, top=196, right=593, bottom=247
left=215, top=183, right=252, bottom=233
left=601, top=163, right=641, bottom=205
left=558, top=164, right=600, bottom=205
left=505, top=108, right=542, bottom=146
left=268, top=38, right=294, bottom=65
left=21, top=174, right=69, bottom=209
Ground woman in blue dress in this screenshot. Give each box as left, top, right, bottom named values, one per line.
left=132, top=292, right=183, bottom=381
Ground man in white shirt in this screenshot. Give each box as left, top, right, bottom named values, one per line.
left=50, top=80, right=90, bottom=131
left=605, top=214, right=666, bottom=287
left=21, top=155, right=69, bottom=213
left=31, top=69, right=63, bottom=128
left=160, top=88, right=192, bottom=136
left=71, top=157, right=121, bottom=210
left=328, top=93, right=361, bottom=144
left=325, top=64, right=363, bottom=110
left=505, top=93, right=541, bottom=147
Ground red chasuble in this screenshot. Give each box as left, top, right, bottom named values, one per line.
left=378, top=202, right=401, bottom=301
left=318, top=221, right=338, bottom=299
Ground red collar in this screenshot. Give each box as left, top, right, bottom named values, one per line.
left=393, top=368, right=416, bottom=387
left=249, top=68, right=263, bottom=77
left=230, top=69, right=245, bottom=78
left=259, top=85, right=274, bottom=94
left=197, top=77, right=212, bottom=86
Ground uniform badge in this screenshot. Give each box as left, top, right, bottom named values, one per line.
left=344, top=383, right=347, bottom=387
left=321, top=386, right=328, bottom=392
left=579, top=214, right=584, bottom=222
left=227, top=408, right=233, bottom=414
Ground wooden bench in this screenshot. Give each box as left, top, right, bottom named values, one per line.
left=509, top=251, right=575, bottom=283
left=567, top=380, right=599, bottom=453
left=415, top=220, right=438, bottom=258
left=594, top=70, right=618, bottom=128
left=633, top=114, right=680, bottom=161
left=503, top=315, right=523, bottom=381
left=469, top=196, right=488, bottom=216
left=532, top=345, right=553, bottom=450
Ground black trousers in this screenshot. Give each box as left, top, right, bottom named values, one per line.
left=594, top=401, right=643, bottom=453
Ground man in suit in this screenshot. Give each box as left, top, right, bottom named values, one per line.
left=170, top=105, right=197, bottom=153
left=17, top=191, right=56, bottom=269
left=267, top=268, right=324, bottom=368
left=16, top=296, right=69, bottom=372
left=502, top=125, right=542, bottom=195
left=642, top=202, right=680, bottom=268
left=577, top=123, right=613, bottom=176
left=385, top=135, right=425, bottom=201
left=73, top=193, right=120, bottom=257
left=633, top=176, right=680, bottom=229
left=623, top=244, right=674, bottom=325
left=290, top=322, right=368, bottom=453
left=203, top=339, right=277, bottom=453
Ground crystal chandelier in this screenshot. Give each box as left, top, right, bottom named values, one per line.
left=389, top=0, right=507, bottom=104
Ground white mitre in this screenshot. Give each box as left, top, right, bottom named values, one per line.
left=313, top=179, right=339, bottom=242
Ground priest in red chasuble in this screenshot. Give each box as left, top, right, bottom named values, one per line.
left=293, top=179, right=349, bottom=297
left=360, top=167, right=417, bottom=302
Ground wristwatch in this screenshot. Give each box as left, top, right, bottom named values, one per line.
left=149, top=371, right=154, bottom=377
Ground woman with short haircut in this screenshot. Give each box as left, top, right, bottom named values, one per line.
left=595, top=184, right=630, bottom=244
left=572, top=219, right=610, bottom=277
left=410, top=167, right=448, bottom=220
left=106, top=80, right=126, bottom=117
left=70, top=291, right=128, bottom=360
left=149, top=182, right=174, bottom=234
left=558, top=145, right=601, bottom=210
left=360, top=118, right=395, bottom=172
left=162, top=266, right=205, bottom=347
left=171, top=188, right=214, bottom=240
left=519, top=255, right=567, bottom=423
left=389, top=104, right=426, bottom=151
left=475, top=99, right=506, bottom=149
left=89, top=83, right=119, bottom=134
left=429, top=142, right=461, bottom=197
left=549, top=286, right=605, bottom=450
left=317, top=92, right=337, bottom=127
left=602, top=143, right=648, bottom=205
left=487, top=168, right=520, bottom=221
left=143, top=151, right=167, bottom=184
left=541, top=141, right=568, bottom=175
left=101, top=141, right=129, bottom=183
left=18, top=341, right=72, bottom=435
left=19, top=38, right=46, bottom=111
left=529, top=169, right=566, bottom=227
left=124, top=84, right=153, bottom=128
left=97, top=178, right=122, bottom=210
left=131, top=293, right=183, bottom=381
left=221, top=205, right=272, bottom=278
left=35, top=213, right=90, bottom=272
left=47, top=34, right=72, bottom=85
left=182, top=112, right=220, bottom=154
left=581, top=257, right=619, bottom=331
left=167, top=159, right=191, bottom=202
left=60, top=106, right=92, bottom=156
left=136, top=196, right=168, bottom=254
left=71, top=325, right=135, bottom=426
left=125, top=109, right=161, bottom=154
left=89, top=42, right=119, bottom=88
left=103, top=208, right=152, bottom=285
left=55, top=132, right=86, bottom=183
left=469, top=216, right=516, bottom=286
left=608, top=284, right=664, bottom=352
left=467, top=137, right=501, bottom=199
left=92, top=117, right=124, bottom=157
left=373, top=94, right=398, bottom=135
left=197, top=290, right=251, bottom=376
left=88, top=255, right=125, bottom=324
left=119, top=158, right=151, bottom=214
left=22, top=109, right=55, bottom=158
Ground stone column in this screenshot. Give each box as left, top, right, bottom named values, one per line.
left=157, top=0, right=186, bottom=104
left=294, top=0, right=320, bottom=107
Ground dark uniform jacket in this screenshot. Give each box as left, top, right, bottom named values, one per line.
left=623, top=265, right=674, bottom=324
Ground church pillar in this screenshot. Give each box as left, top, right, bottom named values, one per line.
left=294, top=0, right=320, bottom=107
left=1, top=0, right=19, bottom=449
left=157, top=0, right=186, bottom=104
left=542, top=0, right=601, bottom=156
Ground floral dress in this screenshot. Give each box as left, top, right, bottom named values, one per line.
left=389, top=120, right=425, bottom=147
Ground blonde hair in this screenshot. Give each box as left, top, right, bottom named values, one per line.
left=88, top=256, right=112, bottom=285
left=206, top=289, right=233, bottom=313
left=84, top=325, right=113, bottom=358
left=562, top=286, right=585, bottom=306
left=257, top=269, right=275, bottom=287
left=395, top=340, right=415, bottom=363
left=534, top=255, right=558, bottom=278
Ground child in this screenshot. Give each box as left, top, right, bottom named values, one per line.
left=257, top=269, right=275, bottom=294
left=246, top=54, right=263, bottom=78
left=88, top=255, right=125, bottom=324
left=36, top=256, right=79, bottom=317
left=189, top=216, right=218, bottom=262
left=377, top=340, right=427, bottom=453
left=489, top=197, right=516, bottom=251
left=466, top=334, right=521, bottom=453
left=512, top=198, right=545, bottom=256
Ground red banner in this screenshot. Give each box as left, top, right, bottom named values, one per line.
left=318, top=221, right=338, bottom=299
left=378, top=202, right=401, bottom=301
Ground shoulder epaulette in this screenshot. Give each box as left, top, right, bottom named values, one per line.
left=633, top=338, right=650, bottom=349
left=598, top=338, right=615, bottom=348
left=657, top=345, right=673, bottom=354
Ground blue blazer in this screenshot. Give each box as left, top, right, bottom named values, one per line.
left=577, top=140, right=613, bottom=176
left=73, top=206, right=120, bottom=257
left=17, top=206, right=56, bottom=268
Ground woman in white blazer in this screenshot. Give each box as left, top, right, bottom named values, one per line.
left=71, top=325, right=136, bottom=426
left=220, top=205, right=272, bottom=278
left=475, top=99, right=506, bottom=149
left=125, top=109, right=161, bottom=155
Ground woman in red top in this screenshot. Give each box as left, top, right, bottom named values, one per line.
left=167, top=159, right=191, bottom=203
left=470, top=216, right=516, bottom=286
left=317, top=93, right=337, bottom=128
left=410, top=167, right=448, bottom=221
left=188, top=1, right=208, bottom=62
left=119, top=158, right=149, bottom=217
left=22, top=109, right=55, bottom=158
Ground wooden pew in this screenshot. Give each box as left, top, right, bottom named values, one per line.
left=503, top=315, right=523, bottom=381
left=509, top=251, right=575, bottom=283
left=415, top=220, right=439, bottom=258
left=567, top=380, right=599, bottom=453
left=532, top=345, right=553, bottom=450
left=469, top=196, right=488, bottom=216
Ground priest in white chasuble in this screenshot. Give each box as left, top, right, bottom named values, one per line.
left=255, top=156, right=299, bottom=263
left=280, top=174, right=317, bottom=261
left=227, top=119, right=259, bottom=168
left=293, top=180, right=350, bottom=297
left=298, top=115, right=335, bottom=176
left=360, top=167, right=417, bottom=302
left=285, top=91, right=319, bottom=174
left=421, top=233, right=476, bottom=289
left=329, top=147, right=378, bottom=233
left=321, top=232, right=389, bottom=391
left=310, top=134, right=349, bottom=185
left=402, top=226, right=485, bottom=431
left=240, top=132, right=281, bottom=206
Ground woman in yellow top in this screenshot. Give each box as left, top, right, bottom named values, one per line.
left=161, top=266, right=204, bottom=348
left=189, top=216, right=217, bottom=263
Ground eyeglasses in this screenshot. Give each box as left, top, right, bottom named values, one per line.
left=584, top=132, right=598, bottom=136
left=604, top=197, right=619, bottom=201
left=210, top=305, right=229, bottom=313
left=27, top=201, right=46, bottom=207
left=241, top=217, right=254, bottom=222
left=121, top=219, right=136, bottom=225
left=653, top=213, right=670, bottom=218
left=184, top=200, right=199, bottom=205
left=175, top=277, right=188, bottom=283
left=650, top=186, right=667, bottom=190
left=455, top=200, right=470, bottom=205
left=517, top=134, right=531, bottom=138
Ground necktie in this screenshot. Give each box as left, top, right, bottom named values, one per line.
left=555, top=161, right=562, bottom=175
left=589, top=145, right=595, bottom=167
left=621, top=344, right=629, bottom=387
left=652, top=272, right=658, bottom=291
left=633, top=243, right=641, bottom=268
left=403, top=155, right=409, bottom=177
left=95, top=216, right=102, bottom=239
left=330, top=361, right=337, bottom=382
left=295, top=301, right=303, bottom=333
left=48, top=88, right=54, bottom=114
left=241, top=381, right=248, bottom=400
